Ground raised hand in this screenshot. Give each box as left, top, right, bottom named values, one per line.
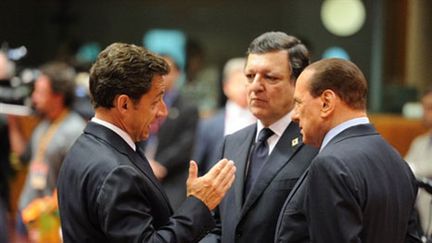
left=186, top=159, right=236, bottom=210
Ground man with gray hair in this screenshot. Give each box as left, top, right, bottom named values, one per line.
left=203, top=32, right=318, bottom=243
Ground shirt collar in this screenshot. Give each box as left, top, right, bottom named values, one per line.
left=256, top=111, right=292, bottom=141
left=91, top=117, right=136, bottom=151
left=320, top=117, right=370, bottom=152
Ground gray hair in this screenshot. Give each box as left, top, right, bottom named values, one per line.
left=222, top=57, right=246, bottom=83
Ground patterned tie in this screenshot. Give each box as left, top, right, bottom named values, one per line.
left=244, top=128, right=274, bottom=198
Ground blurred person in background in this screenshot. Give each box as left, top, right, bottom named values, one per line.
left=8, top=61, right=86, bottom=239
left=192, top=57, right=255, bottom=175
left=405, top=86, right=432, bottom=236
left=182, top=38, right=220, bottom=117
left=138, top=54, right=199, bottom=210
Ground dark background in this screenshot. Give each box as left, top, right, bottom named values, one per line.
left=1, top=0, right=430, bottom=112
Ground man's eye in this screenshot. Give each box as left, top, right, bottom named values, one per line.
left=265, top=76, right=279, bottom=84
left=245, top=74, right=254, bottom=83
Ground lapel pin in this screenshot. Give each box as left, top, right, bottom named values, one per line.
left=291, top=137, right=299, bottom=147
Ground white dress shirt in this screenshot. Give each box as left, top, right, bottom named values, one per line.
left=91, top=117, right=136, bottom=151
left=256, top=111, right=293, bottom=154
left=320, top=117, right=370, bottom=152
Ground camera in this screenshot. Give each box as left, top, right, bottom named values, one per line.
left=0, top=69, right=38, bottom=116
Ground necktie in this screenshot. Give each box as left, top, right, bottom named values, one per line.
left=244, top=128, right=274, bottom=198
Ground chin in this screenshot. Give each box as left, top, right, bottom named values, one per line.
left=251, top=108, right=265, bottom=118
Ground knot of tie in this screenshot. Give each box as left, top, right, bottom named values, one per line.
left=257, top=128, right=274, bottom=143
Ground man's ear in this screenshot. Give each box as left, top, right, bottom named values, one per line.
left=115, top=94, right=130, bottom=114
left=320, top=89, right=336, bottom=117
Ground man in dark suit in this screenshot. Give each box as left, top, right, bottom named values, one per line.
left=204, top=32, right=318, bottom=243
left=275, top=58, right=421, bottom=243
left=57, top=43, right=236, bottom=243
left=193, top=57, right=255, bottom=175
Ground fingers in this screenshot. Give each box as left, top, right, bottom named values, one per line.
left=217, top=160, right=236, bottom=191
left=206, top=158, right=229, bottom=179
left=188, top=160, right=198, bottom=181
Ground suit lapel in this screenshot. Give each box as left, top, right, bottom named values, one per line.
left=85, top=122, right=173, bottom=213
left=133, top=148, right=174, bottom=212
left=231, top=126, right=256, bottom=213
left=241, top=122, right=303, bottom=217
left=284, top=167, right=309, bottom=205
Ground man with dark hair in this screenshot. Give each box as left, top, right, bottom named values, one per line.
left=8, top=61, right=86, bottom=238
left=275, top=58, right=421, bottom=242
left=204, top=32, right=318, bottom=243
left=57, top=43, right=236, bottom=242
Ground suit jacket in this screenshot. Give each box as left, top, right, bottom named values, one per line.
left=58, top=122, right=214, bottom=243
left=192, top=109, right=225, bottom=175
left=143, top=94, right=199, bottom=210
left=207, top=122, right=318, bottom=243
left=275, top=124, right=422, bottom=243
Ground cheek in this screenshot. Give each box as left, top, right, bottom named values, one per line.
left=276, top=86, right=294, bottom=104
left=246, top=91, right=252, bottom=102
left=300, top=109, right=313, bottom=129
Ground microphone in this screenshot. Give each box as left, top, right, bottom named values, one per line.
left=416, top=177, right=432, bottom=194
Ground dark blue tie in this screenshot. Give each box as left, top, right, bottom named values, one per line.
left=244, top=128, right=274, bottom=198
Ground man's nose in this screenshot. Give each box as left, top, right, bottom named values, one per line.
left=291, top=107, right=299, bottom=123
left=158, top=100, right=168, bottom=118
left=249, top=75, right=264, bottom=90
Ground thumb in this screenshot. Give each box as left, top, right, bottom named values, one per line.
left=188, top=160, right=198, bottom=181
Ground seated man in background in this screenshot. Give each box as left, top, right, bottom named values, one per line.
left=405, top=86, right=432, bottom=234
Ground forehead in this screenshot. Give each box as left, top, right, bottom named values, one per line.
left=245, top=51, right=290, bottom=73
left=295, top=69, right=314, bottom=94
left=35, top=75, right=52, bottom=89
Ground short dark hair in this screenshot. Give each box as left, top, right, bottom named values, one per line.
left=39, top=62, right=76, bottom=108
left=89, top=43, right=169, bottom=109
left=247, top=31, right=310, bottom=81
left=307, top=58, right=368, bottom=110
